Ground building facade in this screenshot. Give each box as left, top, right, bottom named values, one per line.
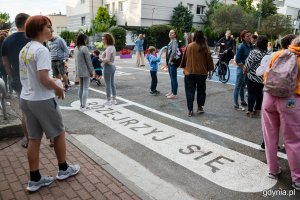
left=66, top=0, right=103, bottom=31
left=103, top=0, right=208, bottom=29
left=66, top=0, right=213, bottom=31
left=274, top=0, right=300, bottom=34
left=47, top=13, right=68, bottom=36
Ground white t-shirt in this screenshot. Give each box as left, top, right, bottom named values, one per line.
left=19, top=41, right=55, bottom=101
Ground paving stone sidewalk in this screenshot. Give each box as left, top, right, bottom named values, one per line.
left=0, top=97, right=141, bottom=200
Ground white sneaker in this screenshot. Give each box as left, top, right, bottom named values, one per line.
left=111, top=100, right=117, bottom=105
left=103, top=101, right=112, bottom=106
left=268, top=168, right=282, bottom=179
left=165, top=92, right=172, bottom=97
left=27, top=176, right=54, bottom=192
left=56, top=164, right=80, bottom=180
left=292, top=182, right=300, bottom=190
left=167, top=94, right=178, bottom=99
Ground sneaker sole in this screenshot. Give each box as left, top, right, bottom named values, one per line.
left=26, top=180, right=54, bottom=192
left=56, top=166, right=80, bottom=180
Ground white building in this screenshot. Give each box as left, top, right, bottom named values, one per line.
left=104, top=0, right=208, bottom=29
left=47, top=13, right=68, bottom=36
left=66, top=0, right=213, bottom=31
left=66, top=0, right=103, bottom=31
left=274, top=0, right=300, bottom=34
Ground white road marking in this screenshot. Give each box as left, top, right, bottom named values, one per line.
left=115, top=71, right=132, bottom=76
left=69, top=98, right=277, bottom=192
left=88, top=88, right=288, bottom=161
left=73, top=134, right=196, bottom=200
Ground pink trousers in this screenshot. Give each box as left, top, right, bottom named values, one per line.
left=262, top=92, right=300, bottom=183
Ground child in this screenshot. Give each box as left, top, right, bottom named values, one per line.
left=147, top=46, right=160, bottom=95
left=91, top=50, right=102, bottom=85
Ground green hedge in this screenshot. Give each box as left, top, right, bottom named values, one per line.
left=60, top=30, right=78, bottom=46
left=147, top=24, right=173, bottom=49
left=108, top=26, right=126, bottom=51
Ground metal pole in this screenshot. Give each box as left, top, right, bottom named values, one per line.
left=152, top=8, right=155, bottom=25
left=91, top=0, right=94, bottom=41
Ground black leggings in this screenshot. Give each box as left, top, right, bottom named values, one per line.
left=247, top=79, right=264, bottom=112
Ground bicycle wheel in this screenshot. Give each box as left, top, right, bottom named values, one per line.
left=219, top=62, right=230, bottom=83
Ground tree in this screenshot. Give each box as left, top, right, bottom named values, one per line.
left=108, top=26, right=126, bottom=51
left=171, top=2, right=193, bottom=44
left=236, top=0, right=254, bottom=12
left=201, top=0, right=221, bottom=40
left=93, top=7, right=116, bottom=33
left=0, top=12, right=11, bottom=30
left=201, top=0, right=221, bottom=28
left=147, top=24, right=173, bottom=48
left=60, top=30, right=78, bottom=46
left=257, top=0, right=277, bottom=19
left=211, top=4, right=256, bottom=34
left=260, top=14, right=292, bottom=39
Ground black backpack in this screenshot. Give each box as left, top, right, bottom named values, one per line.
left=167, top=46, right=183, bottom=67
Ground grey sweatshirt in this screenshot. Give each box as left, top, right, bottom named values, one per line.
left=48, top=36, right=69, bottom=61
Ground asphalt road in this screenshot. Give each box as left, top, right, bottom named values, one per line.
left=57, top=54, right=299, bottom=200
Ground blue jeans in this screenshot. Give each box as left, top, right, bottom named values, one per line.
left=233, top=67, right=246, bottom=105
left=168, top=64, right=178, bottom=95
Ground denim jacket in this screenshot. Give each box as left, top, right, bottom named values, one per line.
left=235, top=41, right=253, bottom=65
left=134, top=39, right=144, bottom=52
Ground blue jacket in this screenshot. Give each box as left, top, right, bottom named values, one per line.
left=235, top=41, right=253, bottom=65
left=134, top=39, right=144, bottom=52
left=147, top=54, right=160, bottom=71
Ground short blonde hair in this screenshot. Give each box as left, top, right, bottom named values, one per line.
left=148, top=46, right=156, bottom=54
left=291, top=35, right=300, bottom=46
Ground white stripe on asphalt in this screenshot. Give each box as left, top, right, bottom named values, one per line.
left=73, top=134, right=196, bottom=200
left=88, top=88, right=288, bottom=161
left=69, top=98, right=277, bottom=192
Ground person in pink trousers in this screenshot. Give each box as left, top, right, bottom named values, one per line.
left=262, top=35, right=300, bottom=190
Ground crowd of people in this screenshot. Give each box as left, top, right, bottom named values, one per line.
left=0, top=12, right=299, bottom=192
left=144, top=28, right=300, bottom=191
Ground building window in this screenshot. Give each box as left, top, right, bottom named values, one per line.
left=119, top=1, right=123, bottom=12
left=112, top=2, right=115, bottom=13
left=81, top=17, right=86, bottom=26
left=196, top=5, right=205, bottom=15
left=187, top=4, right=193, bottom=12
left=297, top=10, right=300, bottom=21
left=106, top=4, right=110, bottom=13
left=81, top=0, right=85, bottom=4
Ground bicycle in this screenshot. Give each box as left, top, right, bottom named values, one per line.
left=212, top=52, right=230, bottom=83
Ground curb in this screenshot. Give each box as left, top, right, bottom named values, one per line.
left=0, top=102, right=23, bottom=139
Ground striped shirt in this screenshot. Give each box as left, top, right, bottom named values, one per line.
left=245, top=49, right=267, bottom=83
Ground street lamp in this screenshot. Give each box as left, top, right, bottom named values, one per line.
left=151, top=8, right=155, bottom=25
